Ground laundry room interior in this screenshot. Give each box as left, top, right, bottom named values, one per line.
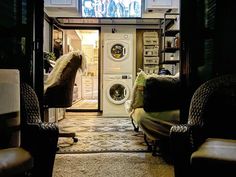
left=3, top=1, right=236, bottom=176
left=43, top=0, right=180, bottom=119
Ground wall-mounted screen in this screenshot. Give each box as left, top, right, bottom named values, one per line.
left=81, top=0, right=142, bottom=18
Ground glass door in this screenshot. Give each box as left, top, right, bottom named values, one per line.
left=62, top=29, right=100, bottom=111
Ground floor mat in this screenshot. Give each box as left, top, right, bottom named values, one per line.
left=57, top=114, right=149, bottom=153
left=53, top=153, right=174, bottom=177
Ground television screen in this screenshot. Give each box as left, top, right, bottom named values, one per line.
left=81, top=0, right=142, bottom=18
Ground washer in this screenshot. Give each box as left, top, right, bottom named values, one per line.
left=103, top=33, right=133, bottom=74
left=103, top=74, right=132, bottom=117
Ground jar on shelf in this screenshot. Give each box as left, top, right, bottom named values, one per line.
left=174, top=37, right=180, bottom=48
left=166, top=40, right=172, bottom=48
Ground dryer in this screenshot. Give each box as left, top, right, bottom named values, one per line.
left=103, top=33, right=133, bottom=74
left=103, top=74, right=132, bottom=117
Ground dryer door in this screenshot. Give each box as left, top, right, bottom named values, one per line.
left=106, top=81, right=129, bottom=105
left=108, top=41, right=129, bottom=61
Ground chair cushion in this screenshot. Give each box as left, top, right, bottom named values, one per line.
left=0, top=147, right=33, bottom=176
left=0, top=69, right=20, bottom=147
left=191, top=138, right=236, bottom=177
left=131, top=108, right=180, bottom=140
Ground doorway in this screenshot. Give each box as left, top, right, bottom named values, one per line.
left=61, top=29, right=100, bottom=111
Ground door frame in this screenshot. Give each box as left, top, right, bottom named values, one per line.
left=51, top=26, right=101, bottom=112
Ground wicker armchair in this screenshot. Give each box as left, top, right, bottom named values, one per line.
left=20, top=83, right=59, bottom=177
left=170, top=74, right=236, bottom=177
left=0, top=69, right=33, bottom=177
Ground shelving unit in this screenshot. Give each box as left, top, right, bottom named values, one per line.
left=160, top=12, right=180, bottom=74
left=82, top=76, right=98, bottom=99
left=143, top=32, right=159, bottom=74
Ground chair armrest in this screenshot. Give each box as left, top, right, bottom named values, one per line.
left=170, top=124, right=193, bottom=157
left=21, top=122, right=59, bottom=151
left=21, top=122, right=59, bottom=177
left=24, top=122, right=59, bottom=135
left=38, top=122, right=59, bottom=135
left=170, top=124, right=193, bottom=177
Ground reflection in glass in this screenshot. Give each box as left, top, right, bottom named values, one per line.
left=53, top=29, right=63, bottom=59
left=111, top=44, right=125, bottom=60
left=109, top=84, right=126, bottom=101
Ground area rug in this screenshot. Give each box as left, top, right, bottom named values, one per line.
left=53, top=153, right=174, bottom=177
left=57, top=114, right=149, bottom=153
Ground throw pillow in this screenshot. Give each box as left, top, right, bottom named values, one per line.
left=143, top=74, right=181, bottom=112
left=128, top=70, right=147, bottom=112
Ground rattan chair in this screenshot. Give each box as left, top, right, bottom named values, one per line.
left=170, top=74, right=236, bottom=177
left=20, top=83, right=59, bottom=177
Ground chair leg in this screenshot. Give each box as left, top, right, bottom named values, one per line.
left=59, top=132, right=78, bottom=143
left=57, top=109, right=78, bottom=143
left=144, top=134, right=152, bottom=151
left=131, top=119, right=139, bottom=132
left=57, top=133, right=78, bottom=151
left=144, top=135, right=161, bottom=156
left=152, top=140, right=161, bottom=156
left=43, top=107, right=49, bottom=122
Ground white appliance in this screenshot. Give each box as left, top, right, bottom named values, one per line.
left=145, top=0, right=178, bottom=12
left=44, top=0, right=78, bottom=12
left=103, top=74, right=132, bottom=117
left=103, top=33, right=133, bottom=74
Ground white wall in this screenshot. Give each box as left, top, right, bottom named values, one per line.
left=43, top=19, right=51, bottom=52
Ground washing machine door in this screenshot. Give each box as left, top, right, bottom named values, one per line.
left=106, top=81, right=130, bottom=105
left=108, top=41, right=129, bottom=61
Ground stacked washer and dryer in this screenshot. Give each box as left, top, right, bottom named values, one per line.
left=102, top=33, right=133, bottom=117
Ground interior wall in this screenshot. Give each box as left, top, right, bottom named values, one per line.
left=43, top=19, right=51, bottom=52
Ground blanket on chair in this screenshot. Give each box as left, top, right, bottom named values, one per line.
left=44, top=51, right=87, bottom=93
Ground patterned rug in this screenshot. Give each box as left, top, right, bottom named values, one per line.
left=57, top=113, right=149, bottom=154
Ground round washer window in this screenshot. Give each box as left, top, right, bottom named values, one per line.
left=110, top=44, right=126, bottom=60
left=107, top=82, right=129, bottom=104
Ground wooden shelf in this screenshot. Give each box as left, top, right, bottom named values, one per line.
left=159, top=60, right=180, bottom=65
left=161, top=18, right=176, bottom=30
left=161, top=47, right=180, bottom=53
left=163, top=30, right=180, bottom=36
